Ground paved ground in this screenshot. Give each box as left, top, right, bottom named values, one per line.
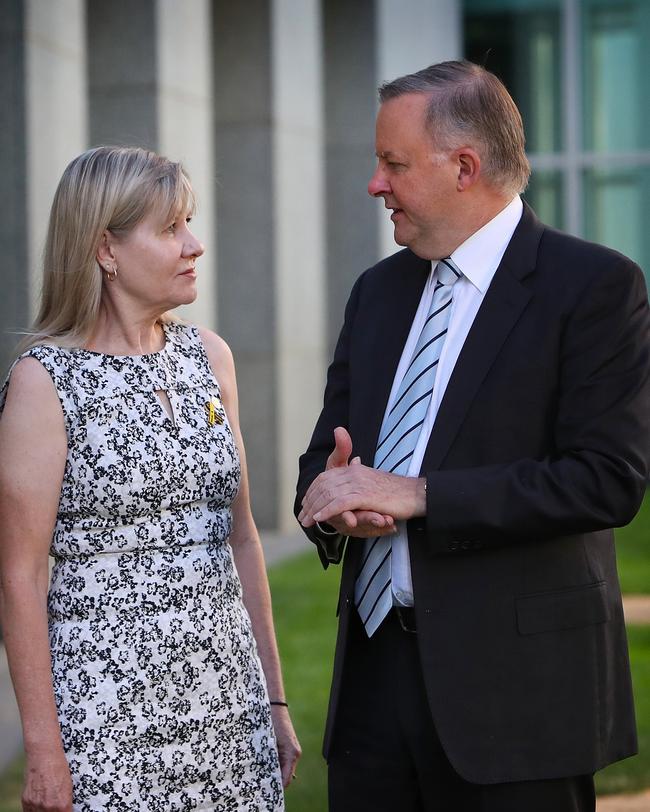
left=1, top=531, right=649, bottom=810
left=597, top=789, right=650, bottom=811
left=260, top=528, right=307, bottom=567
left=623, top=595, right=650, bottom=625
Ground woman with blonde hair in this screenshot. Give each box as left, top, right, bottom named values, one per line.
left=0, top=146, right=300, bottom=811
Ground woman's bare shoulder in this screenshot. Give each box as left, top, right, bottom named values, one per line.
left=197, top=328, right=235, bottom=378
left=0, top=356, right=65, bottom=457
left=3, top=355, right=60, bottom=405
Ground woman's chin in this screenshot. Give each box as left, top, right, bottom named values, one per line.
left=173, top=286, right=199, bottom=308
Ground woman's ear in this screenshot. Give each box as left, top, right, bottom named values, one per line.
left=96, top=230, right=116, bottom=270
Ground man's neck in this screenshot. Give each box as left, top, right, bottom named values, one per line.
left=433, top=190, right=515, bottom=260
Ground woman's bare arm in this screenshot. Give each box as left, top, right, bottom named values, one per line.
left=0, top=357, right=72, bottom=812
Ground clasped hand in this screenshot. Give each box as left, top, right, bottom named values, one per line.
left=298, top=427, right=426, bottom=537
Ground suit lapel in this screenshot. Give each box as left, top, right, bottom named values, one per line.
left=356, top=251, right=431, bottom=465
left=421, top=203, right=544, bottom=472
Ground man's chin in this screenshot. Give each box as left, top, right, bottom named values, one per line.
left=396, top=232, right=437, bottom=260
left=392, top=226, right=410, bottom=248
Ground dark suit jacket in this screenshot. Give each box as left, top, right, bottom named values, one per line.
left=295, top=204, right=650, bottom=784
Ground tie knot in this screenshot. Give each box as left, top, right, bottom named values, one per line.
left=437, top=257, right=462, bottom=286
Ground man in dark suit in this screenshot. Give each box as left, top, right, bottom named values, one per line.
left=296, top=61, right=650, bottom=811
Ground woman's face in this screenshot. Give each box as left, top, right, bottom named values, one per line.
left=107, top=207, right=204, bottom=313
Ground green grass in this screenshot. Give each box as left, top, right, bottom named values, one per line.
left=615, top=489, right=650, bottom=595
left=268, top=551, right=340, bottom=812
left=0, top=754, right=22, bottom=812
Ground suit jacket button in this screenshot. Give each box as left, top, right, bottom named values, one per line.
left=449, top=541, right=459, bottom=551
left=460, top=540, right=471, bottom=551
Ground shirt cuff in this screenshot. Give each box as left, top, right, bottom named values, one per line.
left=314, top=522, right=348, bottom=563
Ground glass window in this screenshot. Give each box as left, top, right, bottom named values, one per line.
left=583, top=166, right=650, bottom=283
left=523, top=170, right=564, bottom=228
left=464, top=0, right=650, bottom=292
left=465, top=0, right=562, bottom=154
left=582, top=2, right=650, bottom=152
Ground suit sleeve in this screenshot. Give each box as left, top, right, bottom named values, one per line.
left=412, top=257, right=650, bottom=554
left=294, top=274, right=364, bottom=568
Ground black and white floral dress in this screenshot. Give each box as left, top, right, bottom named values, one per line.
left=0, top=322, right=283, bottom=811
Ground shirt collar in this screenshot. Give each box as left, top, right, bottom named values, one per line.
left=439, top=195, right=523, bottom=294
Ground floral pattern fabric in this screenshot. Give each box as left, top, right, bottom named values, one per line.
left=1, top=322, right=283, bottom=811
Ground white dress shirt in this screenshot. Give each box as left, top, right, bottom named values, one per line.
left=390, top=195, right=524, bottom=606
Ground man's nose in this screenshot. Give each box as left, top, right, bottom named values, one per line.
left=368, top=167, right=390, bottom=197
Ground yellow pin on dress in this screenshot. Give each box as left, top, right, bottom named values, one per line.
left=205, top=395, right=224, bottom=426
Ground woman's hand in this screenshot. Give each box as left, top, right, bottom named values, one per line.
left=270, top=705, right=302, bottom=789
left=22, top=747, right=73, bottom=811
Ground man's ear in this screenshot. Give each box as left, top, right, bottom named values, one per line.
left=96, top=230, right=116, bottom=269
left=455, top=147, right=481, bottom=191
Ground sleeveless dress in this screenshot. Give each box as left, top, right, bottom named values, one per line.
left=0, top=322, right=283, bottom=811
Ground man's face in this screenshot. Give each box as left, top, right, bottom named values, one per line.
left=368, top=93, right=460, bottom=260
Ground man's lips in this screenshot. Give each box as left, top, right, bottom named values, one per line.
left=390, top=208, right=404, bottom=222
left=179, top=267, right=196, bottom=277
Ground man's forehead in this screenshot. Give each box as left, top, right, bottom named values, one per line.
left=377, top=94, right=430, bottom=134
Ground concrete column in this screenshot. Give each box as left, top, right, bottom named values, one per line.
left=0, top=0, right=29, bottom=374
left=323, top=0, right=378, bottom=357
left=213, top=0, right=278, bottom=528
left=25, top=0, right=87, bottom=318
left=375, top=0, right=462, bottom=258
left=88, top=1, right=216, bottom=327
left=0, top=0, right=86, bottom=375
left=0, top=0, right=86, bottom=759
left=272, top=0, right=326, bottom=530
left=87, top=0, right=157, bottom=148
left=157, top=0, right=217, bottom=331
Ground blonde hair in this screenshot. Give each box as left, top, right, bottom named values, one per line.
left=20, top=146, right=196, bottom=352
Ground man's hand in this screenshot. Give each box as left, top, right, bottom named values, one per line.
left=325, top=426, right=353, bottom=470
left=299, top=427, right=425, bottom=532
left=319, top=427, right=396, bottom=535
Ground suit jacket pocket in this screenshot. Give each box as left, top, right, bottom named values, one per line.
left=516, top=581, right=609, bottom=636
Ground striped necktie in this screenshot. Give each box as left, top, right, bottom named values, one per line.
left=354, top=257, right=462, bottom=637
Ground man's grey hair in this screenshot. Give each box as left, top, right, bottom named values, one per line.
left=379, top=60, right=531, bottom=196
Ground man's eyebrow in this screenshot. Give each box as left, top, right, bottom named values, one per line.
left=378, top=150, right=401, bottom=159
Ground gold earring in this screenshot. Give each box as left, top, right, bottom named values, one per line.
left=105, top=264, right=118, bottom=282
